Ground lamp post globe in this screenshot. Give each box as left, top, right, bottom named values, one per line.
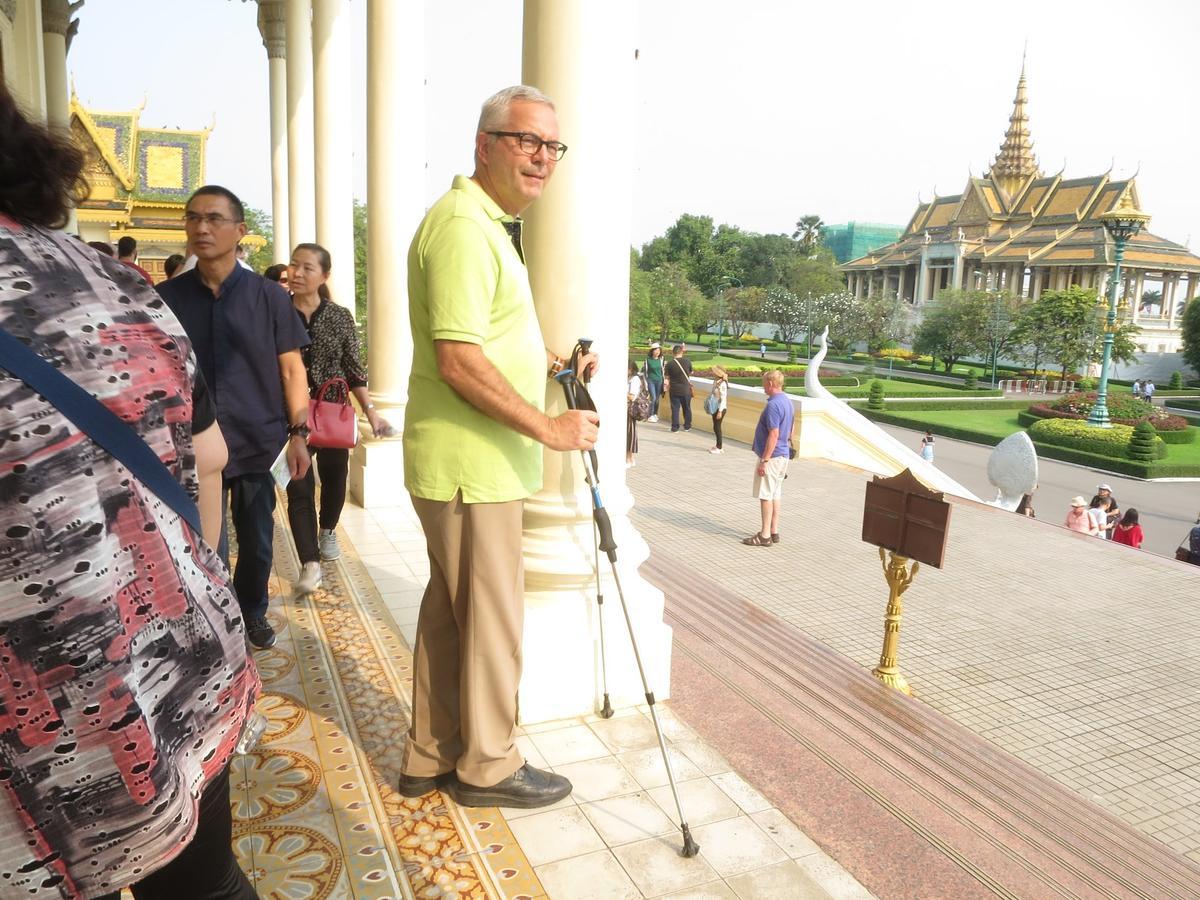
left=1086, top=198, right=1150, bottom=427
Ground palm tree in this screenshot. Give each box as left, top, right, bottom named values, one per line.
left=792, top=214, right=825, bottom=255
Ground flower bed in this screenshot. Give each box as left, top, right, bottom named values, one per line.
left=1027, top=391, right=1192, bottom=434
left=1027, top=418, right=1166, bottom=459
left=695, top=367, right=839, bottom=379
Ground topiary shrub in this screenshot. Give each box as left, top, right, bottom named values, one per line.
left=863, top=360, right=876, bottom=378
left=867, top=379, right=885, bottom=409
left=964, top=371, right=978, bottom=389
left=1170, top=371, right=1184, bottom=389
left=787, top=347, right=797, bottom=364
left=1129, top=421, right=1159, bottom=460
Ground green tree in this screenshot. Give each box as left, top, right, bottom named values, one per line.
left=860, top=290, right=910, bottom=353
left=791, top=214, right=825, bottom=256
left=242, top=206, right=274, bottom=273
left=1180, top=296, right=1200, bottom=375
left=808, top=291, right=862, bottom=353
left=628, top=263, right=656, bottom=341
left=762, top=287, right=808, bottom=348
left=779, top=248, right=844, bottom=300
left=353, top=199, right=368, bottom=321
left=1012, top=286, right=1139, bottom=379
left=643, top=262, right=704, bottom=343
left=724, top=286, right=766, bottom=343
left=912, top=289, right=990, bottom=372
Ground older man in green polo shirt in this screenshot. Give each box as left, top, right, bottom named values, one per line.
left=400, top=85, right=600, bottom=809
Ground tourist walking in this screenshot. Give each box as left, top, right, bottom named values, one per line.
left=1111, top=509, right=1144, bottom=548
left=1144, top=379, right=1156, bottom=401
left=664, top=343, right=694, bottom=432
left=1089, top=483, right=1120, bottom=539
left=1181, top=515, right=1200, bottom=565
left=919, top=430, right=935, bottom=462
left=708, top=365, right=729, bottom=454
left=159, top=184, right=313, bottom=651
left=400, top=85, right=598, bottom=810
left=286, top=243, right=391, bottom=596
left=1088, top=495, right=1114, bottom=539
left=0, top=85, right=258, bottom=897
left=1015, top=492, right=1036, bottom=518
left=743, top=370, right=795, bottom=547
left=1065, top=496, right=1099, bottom=535
left=627, top=359, right=642, bottom=468
left=759, top=341, right=767, bottom=358
left=644, top=342, right=664, bottom=421
left=1132, top=379, right=1143, bottom=400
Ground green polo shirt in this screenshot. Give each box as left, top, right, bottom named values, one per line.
left=403, top=175, right=546, bottom=503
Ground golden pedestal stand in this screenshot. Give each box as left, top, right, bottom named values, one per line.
left=871, top=547, right=918, bottom=695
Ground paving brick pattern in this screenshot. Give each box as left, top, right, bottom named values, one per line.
left=626, top=419, right=1200, bottom=864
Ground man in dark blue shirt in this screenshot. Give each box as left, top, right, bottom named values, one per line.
left=160, top=185, right=311, bottom=650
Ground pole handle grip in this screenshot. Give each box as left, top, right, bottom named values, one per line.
left=593, top=503, right=618, bottom=561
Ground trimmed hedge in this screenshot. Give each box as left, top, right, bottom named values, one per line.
left=798, top=387, right=1004, bottom=399
left=1018, top=409, right=1196, bottom=443
left=1028, top=418, right=1166, bottom=459
left=850, top=398, right=1031, bottom=411
left=1167, top=398, right=1200, bottom=412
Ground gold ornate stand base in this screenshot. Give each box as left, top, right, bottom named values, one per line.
left=871, top=548, right=918, bottom=696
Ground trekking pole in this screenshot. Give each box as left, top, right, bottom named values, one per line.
left=555, top=364, right=700, bottom=859
left=566, top=340, right=614, bottom=719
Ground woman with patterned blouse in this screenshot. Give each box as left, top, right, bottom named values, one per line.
left=287, top=243, right=391, bottom=596
left=0, top=85, right=257, bottom=898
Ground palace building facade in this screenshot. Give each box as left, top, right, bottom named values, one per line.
left=841, top=64, right=1200, bottom=354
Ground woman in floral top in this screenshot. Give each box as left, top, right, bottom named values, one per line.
left=0, top=86, right=257, bottom=898
left=287, top=243, right=391, bottom=596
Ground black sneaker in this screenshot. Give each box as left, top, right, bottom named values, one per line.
left=450, top=763, right=572, bottom=809
left=245, top=616, right=277, bottom=650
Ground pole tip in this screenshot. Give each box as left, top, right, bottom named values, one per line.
left=600, top=697, right=614, bottom=719
left=680, top=826, right=700, bottom=858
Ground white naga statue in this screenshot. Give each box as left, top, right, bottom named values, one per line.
left=804, top=326, right=836, bottom=399
left=986, top=431, right=1039, bottom=511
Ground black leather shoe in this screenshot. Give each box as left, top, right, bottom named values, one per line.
left=398, top=771, right=454, bottom=798
left=450, top=764, right=572, bottom=809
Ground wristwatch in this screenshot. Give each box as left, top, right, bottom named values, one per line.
left=287, top=423, right=311, bottom=439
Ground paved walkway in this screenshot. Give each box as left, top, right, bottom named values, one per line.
left=627, top=419, right=1200, bottom=867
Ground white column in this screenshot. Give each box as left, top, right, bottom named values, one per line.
left=349, top=0, right=424, bottom=508
left=312, top=0, right=356, bottom=313
left=1167, top=273, right=1178, bottom=326
left=10, top=0, right=48, bottom=122
left=258, top=0, right=290, bottom=263
left=285, top=0, right=316, bottom=245
left=520, top=0, right=671, bottom=722
left=917, top=252, right=930, bottom=304
left=39, top=0, right=69, bottom=131
left=952, top=247, right=964, bottom=291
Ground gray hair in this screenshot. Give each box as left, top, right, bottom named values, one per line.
left=477, top=85, right=556, bottom=133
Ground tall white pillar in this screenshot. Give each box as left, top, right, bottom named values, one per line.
left=349, top=0, right=424, bottom=508
left=39, top=0, right=71, bottom=131
left=916, top=252, right=930, bottom=305
left=285, top=0, right=316, bottom=245
left=312, top=0, right=356, bottom=313
left=258, top=0, right=290, bottom=263
left=10, top=0, right=48, bottom=122
left=520, top=0, right=671, bottom=722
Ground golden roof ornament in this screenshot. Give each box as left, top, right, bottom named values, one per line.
left=989, top=53, right=1042, bottom=197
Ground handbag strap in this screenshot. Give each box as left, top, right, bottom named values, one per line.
left=315, top=376, right=350, bottom=403
left=0, top=328, right=202, bottom=535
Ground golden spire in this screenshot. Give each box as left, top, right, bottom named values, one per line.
left=989, top=51, right=1042, bottom=197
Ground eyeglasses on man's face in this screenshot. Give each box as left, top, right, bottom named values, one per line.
left=487, top=131, right=568, bottom=161
left=183, top=212, right=243, bottom=228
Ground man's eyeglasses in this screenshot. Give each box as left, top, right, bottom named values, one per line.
left=182, top=212, right=243, bottom=227
left=487, top=131, right=568, bottom=161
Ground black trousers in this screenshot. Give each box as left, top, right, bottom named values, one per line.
left=95, top=766, right=257, bottom=900
left=712, top=410, right=725, bottom=448
left=286, top=446, right=350, bottom=564
left=218, top=473, right=277, bottom=620
left=669, top=393, right=692, bottom=431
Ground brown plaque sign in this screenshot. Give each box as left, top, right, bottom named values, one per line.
left=862, top=468, right=951, bottom=568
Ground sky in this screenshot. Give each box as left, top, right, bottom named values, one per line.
left=68, top=0, right=1199, bottom=250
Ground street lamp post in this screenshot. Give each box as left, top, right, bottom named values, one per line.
left=1087, top=197, right=1150, bottom=427
left=713, top=276, right=741, bottom=354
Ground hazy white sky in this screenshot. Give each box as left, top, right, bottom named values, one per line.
left=69, top=0, right=1199, bottom=250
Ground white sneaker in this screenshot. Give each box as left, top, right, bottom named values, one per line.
left=318, top=528, right=341, bottom=561
left=709, top=447, right=723, bottom=454
left=295, top=561, right=322, bottom=595
left=649, top=415, right=658, bottom=423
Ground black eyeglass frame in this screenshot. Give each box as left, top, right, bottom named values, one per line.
left=487, top=130, right=568, bottom=161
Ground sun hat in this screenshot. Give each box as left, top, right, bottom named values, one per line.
left=1070, top=496, right=1087, bottom=508
left=1096, top=483, right=1112, bottom=491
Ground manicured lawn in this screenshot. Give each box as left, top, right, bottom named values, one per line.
left=820, top=382, right=990, bottom=398
left=870, top=408, right=1026, bottom=438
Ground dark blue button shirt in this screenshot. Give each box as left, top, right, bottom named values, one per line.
left=159, top=265, right=309, bottom=478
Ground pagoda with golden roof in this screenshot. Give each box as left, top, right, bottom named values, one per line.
left=841, top=61, right=1200, bottom=354
left=69, top=94, right=263, bottom=282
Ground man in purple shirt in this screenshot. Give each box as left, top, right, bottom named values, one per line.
left=743, top=370, right=794, bottom=547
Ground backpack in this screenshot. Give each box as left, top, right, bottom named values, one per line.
left=704, top=387, right=720, bottom=415
left=630, top=374, right=652, bottom=421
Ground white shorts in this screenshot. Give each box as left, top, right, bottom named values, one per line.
left=752, top=457, right=789, bottom=500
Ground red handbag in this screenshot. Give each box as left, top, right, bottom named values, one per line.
left=306, top=377, right=359, bottom=449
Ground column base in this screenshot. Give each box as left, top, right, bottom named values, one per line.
left=347, top=433, right=409, bottom=508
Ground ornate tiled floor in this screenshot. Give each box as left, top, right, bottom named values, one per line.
left=225, top=499, right=868, bottom=899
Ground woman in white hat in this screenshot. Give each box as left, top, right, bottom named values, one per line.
left=1065, top=496, right=1099, bottom=535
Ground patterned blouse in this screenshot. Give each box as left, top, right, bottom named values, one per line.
left=296, top=298, right=368, bottom=395
left=0, top=220, right=259, bottom=896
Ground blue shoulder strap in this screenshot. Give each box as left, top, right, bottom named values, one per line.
left=0, top=328, right=203, bottom=535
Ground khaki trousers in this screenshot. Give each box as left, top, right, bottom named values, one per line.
left=403, top=492, right=525, bottom=787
